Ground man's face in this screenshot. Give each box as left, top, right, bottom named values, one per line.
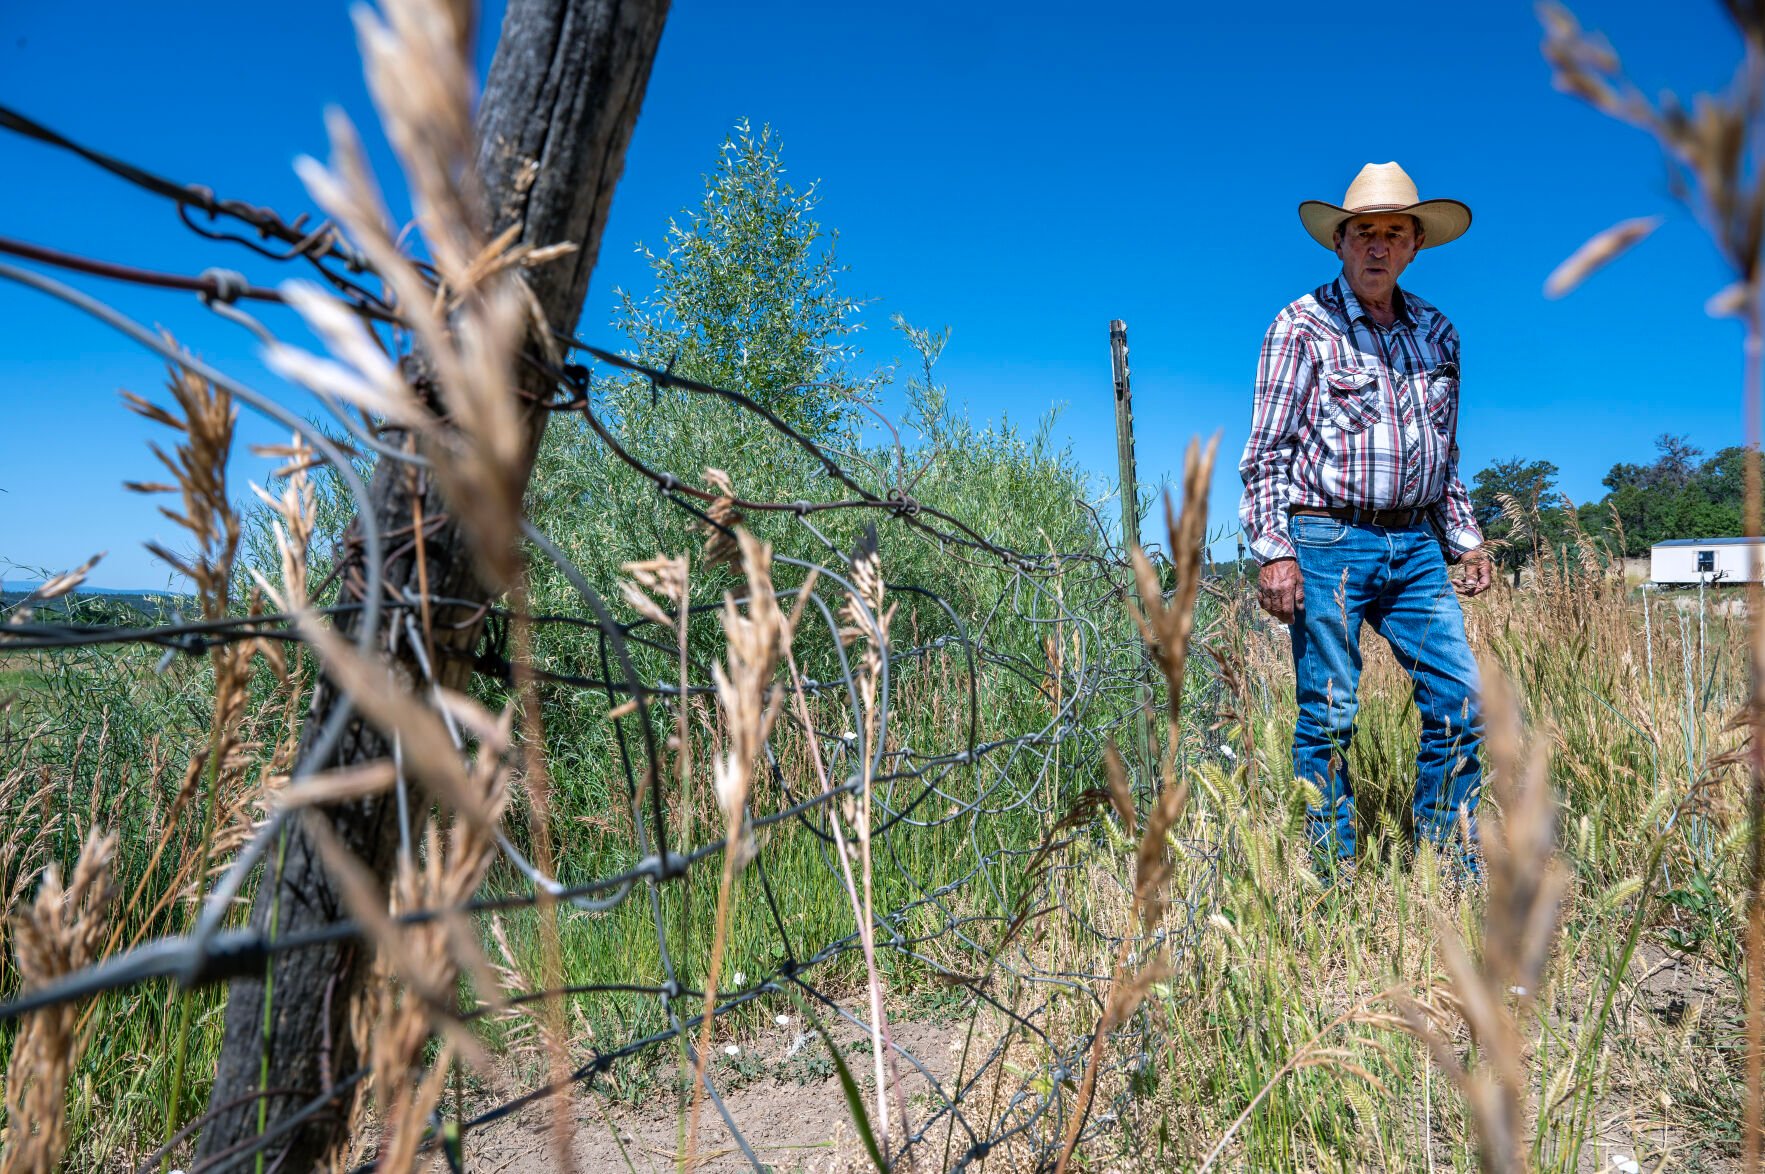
left=1334, top=213, right=1422, bottom=300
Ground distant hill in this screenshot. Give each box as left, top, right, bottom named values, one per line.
left=2, top=583, right=194, bottom=625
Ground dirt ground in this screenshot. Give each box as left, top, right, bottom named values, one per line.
left=463, top=1019, right=966, bottom=1173
left=1571, top=943, right=1742, bottom=1173
left=444, top=944, right=1745, bottom=1172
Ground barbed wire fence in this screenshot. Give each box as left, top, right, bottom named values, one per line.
left=0, top=57, right=1222, bottom=1174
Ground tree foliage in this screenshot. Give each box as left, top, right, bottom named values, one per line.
left=611, top=118, right=877, bottom=437
left=529, top=120, right=1103, bottom=640
left=1469, top=457, right=1561, bottom=573
left=1469, top=434, right=1748, bottom=564
left=1581, top=434, right=1745, bottom=555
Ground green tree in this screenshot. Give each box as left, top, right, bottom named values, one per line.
left=1587, top=437, right=1746, bottom=552
left=612, top=118, right=876, bottom=437
left=1652, top=433, right=1702, bottom=492
left=527, top=119, right=1099, bottom=616
left=1469, top=457, right=1561, bottom=575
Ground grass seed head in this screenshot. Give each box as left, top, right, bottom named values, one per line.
left=711, top=528, right=786, bottom=853
left=1, top=828, right=117, bottom=1174
left=700, top=467, right=746, bottom=569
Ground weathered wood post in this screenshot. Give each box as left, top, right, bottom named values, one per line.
left=194, top=0, right=670, bottom=1164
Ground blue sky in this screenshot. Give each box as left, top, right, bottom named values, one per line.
left=0, top=1, right=1748, bottom=587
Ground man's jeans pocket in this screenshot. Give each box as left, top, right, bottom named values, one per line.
left=1290, top=514, right=1348, bottom=547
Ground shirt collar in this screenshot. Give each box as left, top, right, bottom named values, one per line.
left=1333, top=274, right=1416, bottom=329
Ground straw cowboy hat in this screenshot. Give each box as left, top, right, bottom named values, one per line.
left=1298, top=162, right=1471, bottom=251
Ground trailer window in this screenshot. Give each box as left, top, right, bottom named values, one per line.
left=1698, top=550, right=1716, bottom=573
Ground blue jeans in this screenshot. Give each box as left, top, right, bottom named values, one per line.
left=1286, top=514, right=1483, bottom=865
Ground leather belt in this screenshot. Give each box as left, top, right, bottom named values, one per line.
left=1288, top=504, right=1431, bottom=528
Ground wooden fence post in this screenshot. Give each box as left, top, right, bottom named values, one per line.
left=193, top=1, right=670, bottom=1164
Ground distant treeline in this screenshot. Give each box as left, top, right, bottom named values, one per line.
left=1470, top=435, right=1745, bottom=568
left=1, top=587, right=191, bottom=625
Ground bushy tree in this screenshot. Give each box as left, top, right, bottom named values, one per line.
left=527, top=116, right=1105, bottom=668
left=611, top=118, right=877, bottom=437
left=1581, top=436, right=1746, bottom=554
left=1469, top=457, right=1562, bottom=575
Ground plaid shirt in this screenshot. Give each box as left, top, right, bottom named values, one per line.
left=1237, top=275, right=1482, bottom=565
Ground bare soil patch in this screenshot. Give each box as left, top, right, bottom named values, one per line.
left=464, top=1019, right=967, bottom=1172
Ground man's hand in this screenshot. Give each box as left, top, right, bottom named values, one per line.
left=1257, top=558, right=1304, bottom=623
left=1455, top=546, right=1493, bottom=597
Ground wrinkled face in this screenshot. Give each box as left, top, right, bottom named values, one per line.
left=1333, top=213, right=1423, bottom=301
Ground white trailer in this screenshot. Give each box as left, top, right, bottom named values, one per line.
left=1649, top=537, right=1765, bottom=585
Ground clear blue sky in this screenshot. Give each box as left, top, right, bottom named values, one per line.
left=0, top=1, right=1747, bottom=587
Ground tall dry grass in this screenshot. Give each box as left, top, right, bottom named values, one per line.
left=1542, top=2, right=1765, bottom=1158
left=686, top=525, right=789, bottom=1163
left=0, top=829, right=115, bottom=1174
left=1063, top=511, right=1754, bottom=1170
left=1055, top=438, right=1216, bottom=1174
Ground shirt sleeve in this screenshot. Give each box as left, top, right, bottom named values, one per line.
left=1238, top=313, right=1311, bottom=564
left=1426, top=330, right=1483, bottom=558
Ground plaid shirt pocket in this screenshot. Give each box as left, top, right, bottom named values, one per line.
left=1423, top=361, right=1459, bottom=432
left=1321, top=368, right=1381, bottom=433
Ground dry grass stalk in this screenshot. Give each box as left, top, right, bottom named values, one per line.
left=487, top=914, right=570, bottom=1070
left=123, top=362, right=259, bottom=860
left=270, top=762, right=400, bottom=810
left=0, top=828, right=116, bottom=1174
left=123, top=362, right=240, bottom=619
left=507, top=584, right=578, bottom=1173
left=781, top=568, right=940, bottom=1160
left=838, top=525, right=916, bottom=1159
left=239, top=434, right=322, bottom=834
left=1542, top=215, right=1662, bottom=298
left=775, top=535, right=911, bottom=1165
left=1540, top=5, right=1765, bottom=1157
left=687, top=528, right=788, bottom=1167
left=1541, top=3, right=1765, bottom=287
left=620, top=553, right=691, bottom=837
left=125, top=357, right=271, bottom=1150
left=1390, top=661, right=1565, bottom=1174
left=263, top=0, right=559, bottom=595
left=123, top=360, right=247, bottom=654
left=1102, top=741, right=1135, bottom=834
left=0, top=762, right=62, bottom=980
left=699, top=467, right=746, bottom=571
left=1129, top=436, right=1219, bottom=802
left=4, top=552, right=104, bottom=627
left=248, top=433, right=321, bottom=616
left=304, top=672, right=512, bottom=1171
left=264, top=422, right=519, bottom=1166
left=1057, top=438, right=1216, bottom=1174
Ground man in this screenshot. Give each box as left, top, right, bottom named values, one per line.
left=1238, top=161, right=1494, bottom=875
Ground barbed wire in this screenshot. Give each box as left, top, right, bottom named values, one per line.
left=0, top=106, right=1218, bottom=1172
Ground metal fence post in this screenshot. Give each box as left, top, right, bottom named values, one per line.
left=1110, top=320, right=1139, bottom=555
left=1110, top=319, right=1155, bottom=782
